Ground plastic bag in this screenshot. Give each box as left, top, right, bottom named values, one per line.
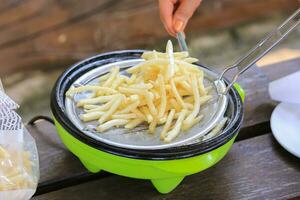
left=0, top=85, right=39, bottom=200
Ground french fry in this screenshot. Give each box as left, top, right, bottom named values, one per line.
left=178, top=89, right=191, bottom=96
left=164, top=110, right=187, bottom=142
left=111, top=75, right=125, bottom=89
left=98, top=73, right=109, bottom=82
left=158, top=113, right=167, bottom=124
left=148, top=91, right=154, bottom=100
left=178, top=63, right=188, bottom=75
left=103, top=67, right=119, bottom=87
left=130, top=83, right=153, bottom=89
left=76, top=95, right=116, bottom=107
left=129, top=94, right=139, bottom=102
left=125, top=118, right=144, bottom=129
left=198, top=74, right=207, bottom=96
left=118, top=87, right=145, bottom=95
left=83, top=104, right=101, bottom=110
left=183, top=75, right=200, bottom=130
left=191, top=115, right=204, bottom=127
left=128, top=58, right=201, bottom=75
left=182, top=57, right=199, bottom=63
left=170, top=98, right=181, bottom=111
left=160, top=109, right=176, bottom=139
left=84, top=99, right=115, bottom=113
left=184, top=103, right=194, bottom=110
left=88, top=92, right=97, bottom=98
left=127, top=74, right=137, bottom=84
left=126, top=64, right=141, bottom=74
left=183, top=96, right=194, bottom=104
left=205, top=86, right=213, bottom=93
left=112, top=113, right=137, bottom=119
left=132, top=108, right=147, bottom=121
left=170, top=79, right=186, bottom=108
left=180, top=81, right=193, bottom=93
left=144, top=91, right=157, bottom=116
left=141, top=106, right=153, bottom=123
left=98, top=95, right=124, bottom=124
left=200, top=95, right=212, bottom=104
left=173, top=75, right=187, bottom=82
left=120, top=75, right=130, bottom=83
left=149, top=119, right=157, bottom=134
left=173, top=51, right=189, bottom=59
left=97, top=119, right=129, bottom=132
left=66, top=85, right=117, bottom=97
left=174, top=110, right=192, bottom=119
left=166, top=40, right=175, bottom=79
left=135, top=76, right=144, bottom=83
left=158, top=75, right=167, bottom=118
left=141, top=51, right=189, bottom=60
left=176, top=60, right=203, bottom=74
left=202, top=117, right=228, bottom=140
left=80, top=111, right=105, bottom=122
left=118, top=100, right=140, bottom=114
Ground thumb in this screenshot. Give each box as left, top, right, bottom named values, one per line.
left=173, top=0, right=201, bottom=32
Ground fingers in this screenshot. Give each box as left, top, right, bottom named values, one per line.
left=173, top=0, right=202, bottom=32
left=158, top=0, right=177, bottom=37
left=158, top=0, right=202, bottom=36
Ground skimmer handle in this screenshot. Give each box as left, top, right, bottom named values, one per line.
left=220, top=8, right=300, bottom=94
left=177, top=32, right=188, bottom=52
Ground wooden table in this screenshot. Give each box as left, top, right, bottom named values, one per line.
left=29, top=58, right=300, bottom=200
left=0, top=0, right=297, bottom=75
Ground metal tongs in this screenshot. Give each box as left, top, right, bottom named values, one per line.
left=177, top=8, right=300, bottom=94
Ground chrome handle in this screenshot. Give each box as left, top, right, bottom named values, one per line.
left=177, top=32, right=188, bottom=52
left=220, top=8, right=300, bottom=94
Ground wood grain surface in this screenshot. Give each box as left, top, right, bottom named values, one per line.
left=33, top=134, right=300, bottom=200
left=260, top=58, right=300, bottom=81
left=0, top=0, right=297, bottom=75
left=1, top=0, right=298, bottom=198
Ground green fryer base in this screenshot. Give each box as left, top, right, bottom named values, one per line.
left=54, top=119, right=236, bottom=194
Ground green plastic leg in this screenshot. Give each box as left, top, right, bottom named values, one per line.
left=151, top=176, right=184, bottom=194
left=80, top=159, right=101, bottom=173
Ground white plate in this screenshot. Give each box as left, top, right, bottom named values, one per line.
left=269, top=71, right=300, bottom=104
left=271, top=102, right=300, bottom=158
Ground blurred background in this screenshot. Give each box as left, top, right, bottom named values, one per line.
left=0, top=0, right=299, bottom=122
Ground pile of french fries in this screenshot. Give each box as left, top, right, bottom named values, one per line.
left=0, top=146, right=36, bottom=191
left=66, top=41, right=214, bottom=142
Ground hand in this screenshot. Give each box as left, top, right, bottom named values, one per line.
left=158, top=0, right=202, bottom=37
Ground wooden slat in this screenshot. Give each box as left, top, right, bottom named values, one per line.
left=256, top=49, right=300, bottom=67
left=260, top=57, right=300, bottom=81
left=190, top=0, right=299, bottom=31
left=0, top=0, right=22, bottom=13
left=27, top=122, right=86, bottom=185
left=33, top=134, right=300, bottom=200
left=0, top=0, right=109, bottom=45
left=0, top=0, right=297, bottom=75
left=0, top=0, right=45, bottom=29
left=232, top=66, right=272, bottom=127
